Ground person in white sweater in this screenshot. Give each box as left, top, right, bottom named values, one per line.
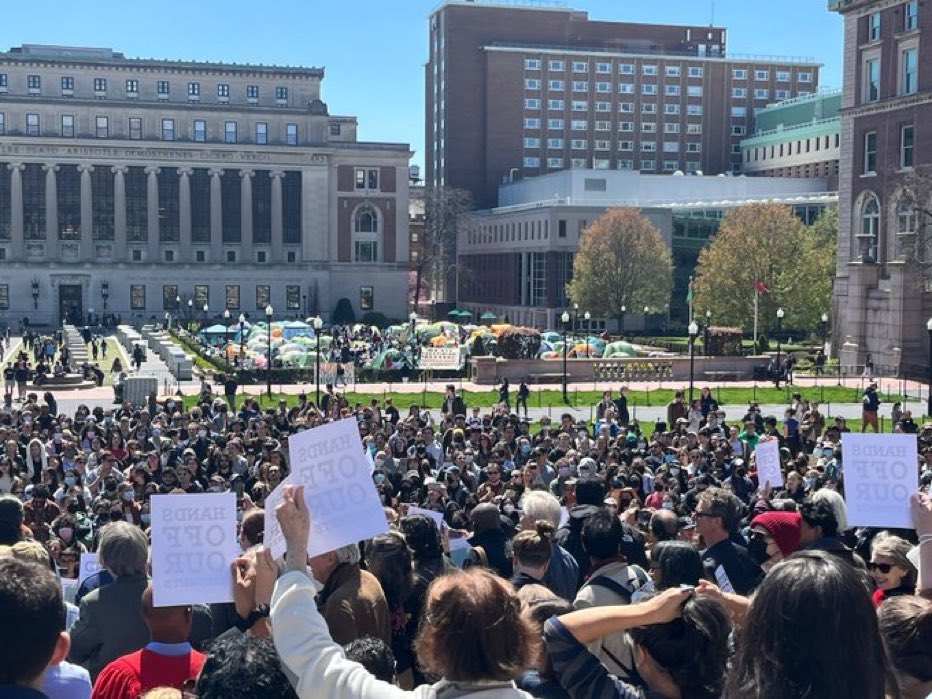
left=270, top=484, right=537, bottom=699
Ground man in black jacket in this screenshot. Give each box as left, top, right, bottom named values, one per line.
left=467, top=503, right=512, bottom=578
left=696, top=487, right=762, bottom=596
left=442, top=385, right=466, bottom=419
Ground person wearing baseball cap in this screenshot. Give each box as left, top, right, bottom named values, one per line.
left=749, top=511, right=802, bottom=573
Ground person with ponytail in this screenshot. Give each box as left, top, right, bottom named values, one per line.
left=511, top=521, right=555, bottom=592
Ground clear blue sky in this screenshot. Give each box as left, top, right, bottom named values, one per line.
left=0, top=0, right=842, bottom=171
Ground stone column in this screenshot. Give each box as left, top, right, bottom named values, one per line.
left=270, top=170, right=284, bottom=263
left=240, top=169, right=253, bottom=258
left=43, top=164, right=58, bottom=242
left=8, top=163, right=24, bottom=260
left=145, top=166, right=160, bottom=262
left=112, top=166, right=127, bottom=261
left=77, top=164, right=94, bottom=260
left=209, top=168, right=223, bottom=262
left=178, top=167, right=192, bottom=262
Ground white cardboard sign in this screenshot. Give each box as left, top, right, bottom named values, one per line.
left=78, top=553, right=102, bottom=587
left=842, top=433, right=918, bottom=529
left=408, top=506, right=444, bottom=530
left=754, top=439, right=784, bottom=488
left=266, top=419, right=388, bottom=560
left=150, top=493, right=239, bottom=607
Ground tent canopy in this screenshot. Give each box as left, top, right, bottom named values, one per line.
left=201, top=324, right=231, bottom=334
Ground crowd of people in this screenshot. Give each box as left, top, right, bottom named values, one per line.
left=0, top=379, right=930, bottom=699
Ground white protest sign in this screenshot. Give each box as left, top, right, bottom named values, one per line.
left=266, top=419, right=388, bottom=560
left=78, top=553, right=102, bottom=587
left=150, top=493, right=239, bottom=607
left=754, top=439, right=784, bottom=488
left=448, top=536, right=472, bottom=569
left=842, top=433, right=918, bottom=529
left=559, top=507, right=570, bottom=530
left=419, top=347, right=462, bottom=371
left=61, top=577, right=79, bottom=605
left=408, top=507, right=444, bottom=530
left=264, top=476, right=294, bottom=559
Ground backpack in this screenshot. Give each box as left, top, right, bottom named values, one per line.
left=558, top=516, right=590, bottom=584
left=587, top=565, right=649, bottom=603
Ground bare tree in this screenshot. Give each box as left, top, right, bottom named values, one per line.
left=411, top=185, right=474, bottom=305
left=892, top=164, right=932, bottom=281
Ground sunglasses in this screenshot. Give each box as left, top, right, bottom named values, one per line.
left=868, top=562, right=895, bottom=574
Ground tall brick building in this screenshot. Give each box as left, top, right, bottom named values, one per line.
left=427, top=0, right=822, bottom=208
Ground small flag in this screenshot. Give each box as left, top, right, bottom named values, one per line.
left=755, top=280, right=769, bottom=294
left=686, top=277, right=694, bottom=303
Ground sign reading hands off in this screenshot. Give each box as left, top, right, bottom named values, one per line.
left=266, top=418, right=388, bottom=559
left=754, top=438, right=783, bottom=488
left=150, top=493, right=239, bottom=607
left=842, top=434, right=918, bottom=529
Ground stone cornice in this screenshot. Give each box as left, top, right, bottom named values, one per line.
left=840, top=91, right=932, bottom=118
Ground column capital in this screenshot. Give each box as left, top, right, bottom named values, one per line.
left=6, top=163, right=25, bottom=172
left=270, top=170, right=286, bottom=179
left=76, top=164, right=94, bottom=174
left=42, top=164, right=60, bottom=173
left=110, top=165, right=128, bottom=175
left=239, top=169, right=254, bottom=178
left=144, top=166, right=161, bottom=176
left=178, top=167, right=194, bottom=177
left=208, top=167, right=224, bottom=178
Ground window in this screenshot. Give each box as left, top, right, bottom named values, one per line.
left=523, top=137, right=540, bottom=148
left=642, top=103, right=657, bottom=114
left=731, top=106, right=747, bottom=118
left=755, top=70, right=770, bottom=81
left=620, top=102, right=634, bottom=112
left=733, top=87, right=747, bottom=98
left=641, top=159, right=656, bottom=170
left=663, top=160, right=679, bottom=172
left=665, top=84, right=681, bottom=96
left=664, top=103, right=680, bottom=115
left=256, top=122, right=268, bottom=144
left=686, top=142, right=701, bottom=153
left=596, top=62, right=611, bottom=74
left=755, top=89, right=769, bottom=99
left=776, top=71, right=791, bottom=82
left=571, top=119, right=587, bottom=130
left=548, top=118, right=564, bottom=129
left=157, top=80, right=170, bottom=97
left=666, top=66, right=682, bottom=77
left=94, top=78, right=107, bottom=93
left=869, top=12, right=882, bottom=41
left=525, top=59, right=541, bottom=70
left=642, top=65, right=658, bottom=76
left=95, top=116, right=108, bottom=138
left=0, top=74, right=5, bottom=89
left=257, top=251, right=267, bottom=263
left=571, top=100, right=588, bottom=111
left=688, top=66, right=703, bottom=78
left=902, top=48, right=918, bottom=94
left=596, top=82, right=611, bottom=93
left=864, top=131, right=878, bottom=173
left=275, top=86, right=288, bottom=101
left=61, top=76, right=74, bottom=92
left=687, top=85, right=703, bottom=97
left=664, top=123, right=680, bottom=134
left=60, top=115, right=74, bottom=138
left=27, top=75, right=41, bottom=91
left=901, top=124, right=915, bottom=168
left=776, top=89, right=790, bottom=100
left=549, top=60, right=564, bottom=71
left=595, top=101, right=612, bottom=111
left=525, top=118, right=541, bottom=128
left=687, top=123, right=702, bottom=134
left=196, top=250, right=206, bottom=262
left=188, top=81, right=200, bottom=97
left=865, top=57, right=881, bottom=102
left=619, top=83, right=635, bottom=93
left=547, top=99, right=563, bottom=110
left=286, top=123, right=298, bottom=145
left=224, top=121, right=237, bottom=143
left=193, top=119, right=206, bottom=142
left=162, top=118, right=175, bottom=141
left=525, top=78, right=541, bottom=89
left=906, top=1, right=919, bottom=30
left=618, top=141, right=633, bottom=151
left=618, top=159, right=634, bottom=169
left=642, top=122, right=657, bottom=133
left=594, top=140, right=610, bottom=150
left=26, top=113, right=39, bottom=136
left=572, top=61, right=588, bottom=73
left=571, top=139, right=587, bottom=150
left=129, top=117, right=142, bottom=140
left=125, top=79, right=138, bottom=94
left=620, top=64, right=634, bottom=74
left=217, top=83, right=230, bottom=99
left=619, top=121, right=633, bottom=132
left=687, top=104, right=703, bottom=116
left=731, top=125, right=745, bottom=136
left=354, top=168, right=378, bottom=190
left=132, top=250, right=142, bottom=262
left=799, top=72, right=813, bottom=83
left=0, top=113, right=4, bottom=136
left=663, top=141, right=679, bottom=153
left=642, top=84, right=657, bottom=95
left=897, top=198, right=917, bottom=237
left=526, top=98, right=541, bottom=109
left=164, top=250, right=175, bottom=262
left=227, top=250, right=236, bottom=263
left=225, top=285, right=240, bottom=310
left=523, top=157, right=541, bottom=168
left=641, top=141, right=657, bottom=152
left=548, top=80, right=564, bottom=91
left=733, top=69, right=748, bottom=80
left=547, top=138, right=564, bottom=149
left=547, top=157, right=564, bottom=168
left=247, top=84, right=259, bottom=101
left=860, top=194, right=880, bottom=261
left=572, top=81, right=588, bottom=91
left=595, top=120, right=611, bottom=131
left=130, top=285, right=145, bottom=310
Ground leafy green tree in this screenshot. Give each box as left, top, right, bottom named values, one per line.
left=777, top=206, right=837, bottom=334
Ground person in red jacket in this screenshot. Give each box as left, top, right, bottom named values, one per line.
left=92, top=586, right=204, bottom=699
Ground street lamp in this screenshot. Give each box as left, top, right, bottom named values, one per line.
left=688, top=320, right=699, bottom=404
left=311, top=316, right=324, bottom=407
left=238, top=313, right=246, bottom=370
left=619, top=304, right=626, bottom=337
left=561, top=310, right=570, bottom=403
left=573, top=302, right=579, bottom=347
left=820, top=313, right=829, bottom=352
left=187, top=298, right=193, bottom=327
left=223, top=309, right=231, bottom=357
left=202, top=303, right=209, bottom=331
left=704, top=309, right=712, bottom=357
left=776, top=307, right=785, bottom=384
left=429, top=298, right=436, bottom=322
left=164, top=311, right=170, bottom=331
left=644, top=306, right=650, bottom=334
left=583, top=311, right=591, bottom=358
left=927, top=318, right=932, bottom=417
left=265, top=304, right=273, bottom=397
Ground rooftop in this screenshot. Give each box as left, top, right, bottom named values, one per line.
left=484, top=42, right=817, bottom=64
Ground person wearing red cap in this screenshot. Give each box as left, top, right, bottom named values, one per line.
left=748, top=512, right=802, bottom=574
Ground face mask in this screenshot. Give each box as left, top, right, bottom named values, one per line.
left=152, top=429, right=161, bottom=439
left=637, top=440, right=647, bottom=450
left=662, top=501, right=675, bottom=511
left=374, top=473, right=386, bottom=486
left=209, top=486, right=221, bottom=493
left=521, top=444, right=531, bottom=455
left=503, top=460, right=515, bottom=470
left=161, top=454, right=169, bottom=467
left=374, top=458, right=385, bottom=468
left=559, top=466, right=571, bottom=477
left=64, top=476, right=77, bottom=487
left=804, top=477, right=816, bottom=490
left=122, top=491, right=134, bottom=502
left=664, top=454, right=676, bottom=463
left=670, top=468, right=680, bottom=477
left=503, top=503, right=515, bottom=515
left=368, top=444, right=377, bottom=455
left=54, top=434, right=62, bottom=443
left=167, top=401, right=175, bottom=410
left=747, top=536, right=771, bottom=566
left=141, top=513, right=152, bottom=525
left=58, top=527, right=73, bottom=540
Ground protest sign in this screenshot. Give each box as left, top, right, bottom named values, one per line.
left=559, top=507, right=570, bottom=530
left=408, top=506, right=444, bottom=530
left=78, top=552, right=102, bottom=587
left=61, top=577, right=79, bottom=605
left=150, top=493, right=239, bottom=607
left=842, top=433, right=918, bottom=529
left=754, top=439, right=784, bottom=488
left=266, top=418, right=389, bottom=560
left=419, top=347, right=462, bottom=371
left=448, top=536, right=472, bottom=569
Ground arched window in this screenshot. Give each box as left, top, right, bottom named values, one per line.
left=859, top=193, right=880, bottom=263
left=895, top=197, right=917, bottom=259
left=353, top=205, right=379, bottom=262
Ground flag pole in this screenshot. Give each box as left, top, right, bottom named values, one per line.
left=753, top=286, right=759, bottom=350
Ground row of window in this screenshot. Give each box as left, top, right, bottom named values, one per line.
left=521, top=156, right=701, bottom=172
left=866, top=1, right=919, bottom=43
left=522, top=59, right=813, bottom=84
left=524, top=118, right=705, bottom=134
left=731, top=88, right=793, bottom=100
left=523, top=137, right=701, bottom=152
left=0, top=112, right=305, bottom=144
left=524, top=80, right=706, bottom=96
left=863, top=124, right=914, bottom=174
left=524, top=98, right=706, bottom=115
left=744, top=133, right=841, bottom=162
left=862, top=46, right=918, bottom=104
left=1, top=74, right=291, bottom=103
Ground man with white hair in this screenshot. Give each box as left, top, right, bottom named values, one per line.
left=520, top=490, right=579, bottom=600
left=308, top=543, right=391, bottom=646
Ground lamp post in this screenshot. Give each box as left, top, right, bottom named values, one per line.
left=429, top=298, right=436, bottom=322
left=644, top=306, right=650, bottom=334
left=164, top=311, right=170, bottom=331
left=561, top=310, right=570, bottom=403
left=223, top=309, right=231, bottom=357
left=619, top=304, right=626, bottom=337
left=311, top=316, right=324, bottom=407
left=927, top=317, right=932, bottom=417
left=187, top=298, right=193, bottom=329
left=573, top=302, right=579, bottom=348
left=776, top=307, right=785, bottom=381
left=704, top=309, right=712, bottom=357
left=820, top=313, right=829, bottom=353
left=688, top=320, right=699, bottom=404
left=583, top=311, right=591, bottom=358
left=265, top=304, right=273, bottom=397
left=202, top=303, right=209, bottom=331
left=238, top=313, right=246, bottom=370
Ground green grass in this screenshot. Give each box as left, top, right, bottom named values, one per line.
left=84, top=338, right=123, bottom=386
